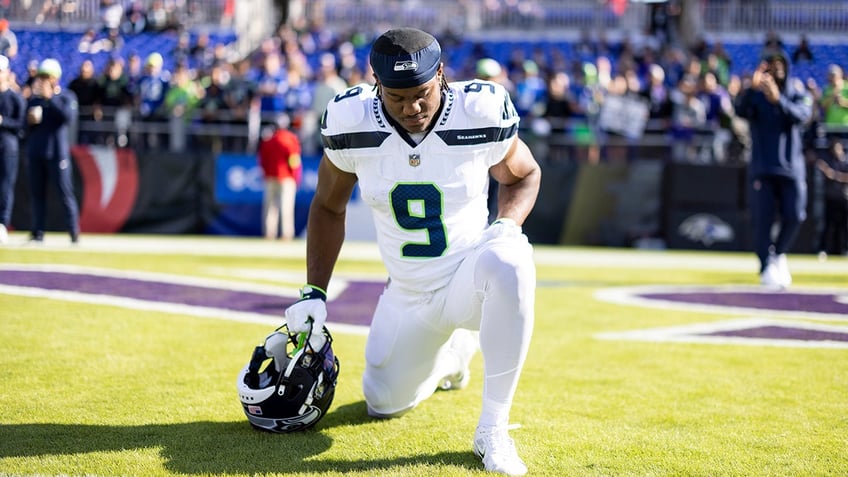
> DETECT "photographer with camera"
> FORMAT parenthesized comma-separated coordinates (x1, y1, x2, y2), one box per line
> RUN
(735, 48, 813, 288)
(25, 58, 80, 244)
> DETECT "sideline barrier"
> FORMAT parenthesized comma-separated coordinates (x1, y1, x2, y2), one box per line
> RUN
(8, 145, 829, 254)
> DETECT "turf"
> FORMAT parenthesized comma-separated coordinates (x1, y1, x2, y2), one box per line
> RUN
(1, 232, 846, 476)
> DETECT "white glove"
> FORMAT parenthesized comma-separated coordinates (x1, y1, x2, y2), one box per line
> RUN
(284, 285, 328, 349)
(478, 217, 522, 245)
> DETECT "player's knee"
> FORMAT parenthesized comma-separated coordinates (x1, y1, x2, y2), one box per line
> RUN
(362, 372, 413, 418)
(476, 244, 535, 293)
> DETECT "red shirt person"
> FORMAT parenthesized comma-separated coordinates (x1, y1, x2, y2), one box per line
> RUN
(257, 113, 302, 240)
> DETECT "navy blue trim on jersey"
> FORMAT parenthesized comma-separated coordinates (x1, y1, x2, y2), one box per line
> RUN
(435, 123, 518, 146)
(321, 131, 393, 150)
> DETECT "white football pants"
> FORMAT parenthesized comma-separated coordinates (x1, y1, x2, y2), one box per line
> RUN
(362, 232, 535, 428)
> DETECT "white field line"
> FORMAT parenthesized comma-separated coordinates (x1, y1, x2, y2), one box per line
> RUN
(4, 232, 847, 274)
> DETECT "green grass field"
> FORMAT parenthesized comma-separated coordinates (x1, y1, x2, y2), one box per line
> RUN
(1, 232, 847, 476)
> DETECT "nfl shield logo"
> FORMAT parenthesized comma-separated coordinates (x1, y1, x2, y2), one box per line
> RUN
(408, 154, 421, 167)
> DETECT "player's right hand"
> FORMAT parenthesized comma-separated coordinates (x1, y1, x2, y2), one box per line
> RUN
(284, 285, 328, 346)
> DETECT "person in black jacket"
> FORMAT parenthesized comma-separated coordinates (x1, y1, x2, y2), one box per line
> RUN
(735, 48, 813, 288)
(25, 58, 80, 244)
(0, 55, 25, 244)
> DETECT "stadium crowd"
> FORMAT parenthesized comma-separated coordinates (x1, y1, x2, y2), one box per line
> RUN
(0, 6, 844, 257)
(0, 14, 846, 167)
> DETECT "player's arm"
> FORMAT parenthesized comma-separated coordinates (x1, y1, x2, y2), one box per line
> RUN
(305, 152, 358, 291)
(489, 136, 541, 226)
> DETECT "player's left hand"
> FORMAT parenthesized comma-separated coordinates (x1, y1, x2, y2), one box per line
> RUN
(478, 217, 522, 245)
(284, 285, 328, 349)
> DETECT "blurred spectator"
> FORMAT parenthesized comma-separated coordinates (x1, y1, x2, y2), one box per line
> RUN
(220, 0, 235, 28)
(306, 52, 347, 154)
(815, 140, 848, 257)
(573, 28, 596, 63)
(78, 28, 98, 53)
(190, 32, 215, 72)
(699, 71, 734, 163)
(792, 35, 815, 65)
(100, 0, 124, 32)
(476, 57, 513, 93)
(670, 75, 706, 163)
(640, 63, 673, 124)
(123, 0, 147, 34)
(258, 113, 301, 241)
(104, 27, 125, 53)
(281, 53, 312, 128)
(97, 57, 134, 146)
(0, 54, 24, 244)
(67, 60, 100, 144)
(764, 30, 784, 50)
(197, 61, 231, 153)
(254, 52, 288, 121)
(821, 64, 848, 127)
(21, 60, 39, 99)
(703, 52, 729, 88)
(735, 48, 812, 287)
(577, 61, 606, 164)
(223, 58, 256, 152)
(125, 52, 143, 92)
(163, 62, 203, 122)
(543, 70, 579, 162)
(514, 60, 547, 118)
(146, 0, 178, 32)
(25, 58, 80, 243)
(543, 71, 578, 129)
(0, 19, 15, 59)
(199, 62, 230, 115)
(723, 73, 751, 164)
(163, 62, 204, 151)
(172, 31, 192, 66)
(136, 52, 170, 149)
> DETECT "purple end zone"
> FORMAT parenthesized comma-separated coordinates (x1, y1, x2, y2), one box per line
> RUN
(640, 291, 848, 315)
(704, 325, 848, 342)
(635, 289, 848, 342)
(0, 271, 382, 326)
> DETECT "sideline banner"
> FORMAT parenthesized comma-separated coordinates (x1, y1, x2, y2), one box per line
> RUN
(206, 153, 321, 236)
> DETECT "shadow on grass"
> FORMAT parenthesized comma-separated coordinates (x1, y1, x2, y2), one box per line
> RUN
(0, 401, 481, 474)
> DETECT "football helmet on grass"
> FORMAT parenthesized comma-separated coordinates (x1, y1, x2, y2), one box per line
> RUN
(237, 324, 339, 432)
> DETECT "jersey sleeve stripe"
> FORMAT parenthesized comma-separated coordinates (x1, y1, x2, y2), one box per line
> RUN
(322, 131, 393, 150)
(435, 124, 518, 146)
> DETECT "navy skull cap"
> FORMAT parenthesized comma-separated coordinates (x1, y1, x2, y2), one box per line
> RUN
(369, 28, 441, 89)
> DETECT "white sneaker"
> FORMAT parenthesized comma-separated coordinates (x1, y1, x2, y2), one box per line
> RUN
(473, 425, 527, 476)
(0, 224, 6, 244)
(438, 369, 471, 391)
(438, 329, 478, 391)
(760, 264, 780, 287)
(775, 253, 792, 287)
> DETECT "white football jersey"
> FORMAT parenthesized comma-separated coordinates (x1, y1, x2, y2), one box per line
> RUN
(321, 80, 519, 292)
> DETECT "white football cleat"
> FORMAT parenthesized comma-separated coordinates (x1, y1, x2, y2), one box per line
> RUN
(473, 425, 528, 476)
(0, 223, 7, 244)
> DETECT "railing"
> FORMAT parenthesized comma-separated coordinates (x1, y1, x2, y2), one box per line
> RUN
(7, 1, 848, 37)
(72, 105, 837, 170)
(4, 0, 230, 29)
